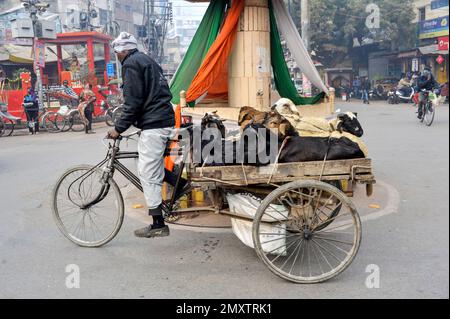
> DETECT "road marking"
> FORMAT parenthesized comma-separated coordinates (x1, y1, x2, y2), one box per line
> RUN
(360, 180, 400, 223)
(124, 179, 401, 234)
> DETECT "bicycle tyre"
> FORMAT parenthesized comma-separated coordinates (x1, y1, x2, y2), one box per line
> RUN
(52, 165, 125, 248)
(112, 107, 123, 124)
(105, 109, 114, 127)
(0, 117, 15, 137)
(43, 112, 61, 133)
(424, 102, 435, 126)
(69, 110, 86, 132)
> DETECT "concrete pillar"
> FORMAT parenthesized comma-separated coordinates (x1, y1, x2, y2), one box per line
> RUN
(228, 0, 271, 111)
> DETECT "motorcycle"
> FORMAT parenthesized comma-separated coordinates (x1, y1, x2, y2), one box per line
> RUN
(369, 85, 386, 101)
(387, 86, 415, 104)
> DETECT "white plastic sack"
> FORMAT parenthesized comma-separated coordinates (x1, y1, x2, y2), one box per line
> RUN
(226, 193, 288, 255)
(57, 105, 70, 116)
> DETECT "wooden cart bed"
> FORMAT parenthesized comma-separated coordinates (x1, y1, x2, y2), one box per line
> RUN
(190, 158, 375, 197)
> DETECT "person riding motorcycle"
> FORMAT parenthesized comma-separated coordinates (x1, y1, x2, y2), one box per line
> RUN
(417, 67, 440, 119)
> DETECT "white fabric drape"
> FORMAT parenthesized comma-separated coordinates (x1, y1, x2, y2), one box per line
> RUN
(272, 0, 329, 95)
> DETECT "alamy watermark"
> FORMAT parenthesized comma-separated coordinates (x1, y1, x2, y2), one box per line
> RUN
(365, 264, 381, 289)
(65, 264, 80, 289)
(366, 4, 380, 30)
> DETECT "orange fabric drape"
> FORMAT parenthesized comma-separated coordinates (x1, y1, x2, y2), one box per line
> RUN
(165, 0, 244, 171)
(204, 61, 229, 101)
(185, 0, 245, 104)
(164, 104, 182, 172)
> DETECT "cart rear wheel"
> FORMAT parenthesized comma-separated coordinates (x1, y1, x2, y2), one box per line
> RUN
(252, 180, 361, 284)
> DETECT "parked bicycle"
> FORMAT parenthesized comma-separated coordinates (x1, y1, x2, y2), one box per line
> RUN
(0, 102, 21, 137)
(44, 91, 84, 133)
(97, 85, 123, 127)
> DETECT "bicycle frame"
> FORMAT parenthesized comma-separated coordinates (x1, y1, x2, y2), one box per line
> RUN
(70, 134, 187, 214)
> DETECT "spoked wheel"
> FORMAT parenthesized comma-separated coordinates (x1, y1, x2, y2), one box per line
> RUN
(105, 110, 114, 127)
(419, 103, 425, 123)
(253, 180, 362, 284)
(43, 112, 61, 133)
(424, 102, 435, 126)
(52, 165, 124, 247)
(69, 111, 86, 132)
(53, 113, 70, 132)
(0, 118, 15, 137)
(112, 107, 123, 124)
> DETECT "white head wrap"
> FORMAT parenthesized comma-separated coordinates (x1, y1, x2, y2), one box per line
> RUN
(112, 32, 138, 53)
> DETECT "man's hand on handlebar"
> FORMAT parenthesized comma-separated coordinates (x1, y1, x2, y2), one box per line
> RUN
(106, 128, 121, 140)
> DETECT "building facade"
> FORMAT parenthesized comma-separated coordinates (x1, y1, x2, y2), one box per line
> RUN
(413, 0, 449, 83)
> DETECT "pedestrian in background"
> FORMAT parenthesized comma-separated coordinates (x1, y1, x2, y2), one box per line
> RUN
(23, 87, 40, 134)
(78, 83, 96, 134)
(361, 77, 370, 104)
(352, 76, 361, 99)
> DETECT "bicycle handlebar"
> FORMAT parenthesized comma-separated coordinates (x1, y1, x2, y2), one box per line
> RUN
(118, 130, 141, 140)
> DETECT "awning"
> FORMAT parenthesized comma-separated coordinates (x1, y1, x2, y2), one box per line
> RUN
(398, 49, 420, 58)
(0, 44, 71, 63)
(419, 44, 449, 55)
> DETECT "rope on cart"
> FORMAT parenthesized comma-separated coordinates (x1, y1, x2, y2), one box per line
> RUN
(318, 137, 333, 182)
(267, 136, 291, 184)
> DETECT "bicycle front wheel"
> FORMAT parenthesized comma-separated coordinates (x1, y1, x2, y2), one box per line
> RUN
(43, 112, 60, 133)
(105, 110, 114, 127)
(52, 165, 124, 247)
(424, 102, 435, 126)
(69, 111, 86, 132)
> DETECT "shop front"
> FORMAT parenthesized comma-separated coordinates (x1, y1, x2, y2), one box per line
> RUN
(418, 15, 449, 84)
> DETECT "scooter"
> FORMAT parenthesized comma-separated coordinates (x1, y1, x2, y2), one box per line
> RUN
(387, 86, 415, 104)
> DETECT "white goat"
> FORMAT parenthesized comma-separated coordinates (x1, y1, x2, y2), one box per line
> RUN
(272, 98, 368, 157)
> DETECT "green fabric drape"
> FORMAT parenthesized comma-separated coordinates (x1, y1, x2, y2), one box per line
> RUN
(269, 0, 325, 105)
(170, 0, 227, 104)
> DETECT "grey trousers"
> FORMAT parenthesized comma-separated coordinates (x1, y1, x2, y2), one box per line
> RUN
(137, 127, 175, 212)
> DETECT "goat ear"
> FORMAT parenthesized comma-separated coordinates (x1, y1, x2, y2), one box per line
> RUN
(353, 112, 358, 118)
(279, 123, 291, 137)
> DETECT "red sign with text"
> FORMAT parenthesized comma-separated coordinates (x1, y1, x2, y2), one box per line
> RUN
(438, 36, 449, 51)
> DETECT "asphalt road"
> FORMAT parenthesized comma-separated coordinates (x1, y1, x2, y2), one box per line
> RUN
(0, 101, 448, 299)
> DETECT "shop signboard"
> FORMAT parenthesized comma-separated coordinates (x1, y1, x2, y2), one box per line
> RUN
(412, 58, 419, 72)
(107, 63, 115, 77)
(419, 16, 449, 39)
(431, 0, 449, 10)
(438, 36, 449, 51)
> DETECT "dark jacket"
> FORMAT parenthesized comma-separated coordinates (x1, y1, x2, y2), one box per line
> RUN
(361, 80, 371, 90)
(418, 74, 439, 91)
(115, 50, 175, 133)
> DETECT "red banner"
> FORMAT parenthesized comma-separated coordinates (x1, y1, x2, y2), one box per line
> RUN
(34, 40, 46, 69)
(438, 36, 449, 51)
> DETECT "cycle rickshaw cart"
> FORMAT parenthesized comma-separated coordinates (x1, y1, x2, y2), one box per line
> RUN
(52, 126, 376, 284)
